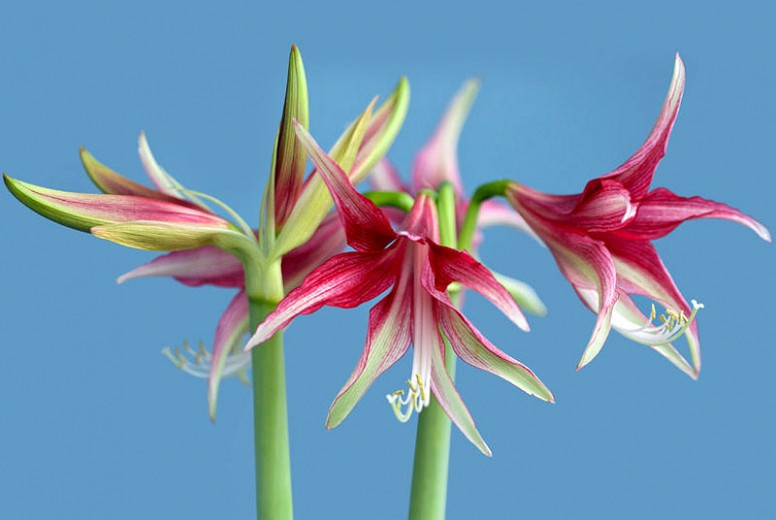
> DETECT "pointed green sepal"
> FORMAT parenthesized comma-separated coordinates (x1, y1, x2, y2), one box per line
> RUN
(273, 44, 310, 228)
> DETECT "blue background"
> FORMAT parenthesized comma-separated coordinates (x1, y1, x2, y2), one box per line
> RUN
(1, 1, 773, 518)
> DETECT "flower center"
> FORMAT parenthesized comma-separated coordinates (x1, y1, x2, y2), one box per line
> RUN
(386, 374, 429, 422)
(636, 299, 704, 345)
(163, 339, 251, 383)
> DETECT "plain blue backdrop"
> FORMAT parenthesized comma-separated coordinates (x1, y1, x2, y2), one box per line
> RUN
(1, 1, 773, 518)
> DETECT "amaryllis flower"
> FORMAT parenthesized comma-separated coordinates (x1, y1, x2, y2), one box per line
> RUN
(370, 79, 545, 315)
(506, 54, 770, 378)
(245, 123, 553, 455)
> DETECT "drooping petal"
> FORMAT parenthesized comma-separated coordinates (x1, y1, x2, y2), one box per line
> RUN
(4, 175, 230, 233)
(439, 305, 554, 402)
(273, 45, 309, 227)
(427, 328, 492, 456)
(601, 54, 686, 199)
(208, 290, 250, 420)
(412, 79, 479, 194)
(294, 122, 397, 251)
(425, 241, 529, 331)
(326, 283, 413, 429)
(618, 187, 771, 242)
(477, 199, 539, 240)
(117, 246, 245, 287)
(245, 248, 399, 350)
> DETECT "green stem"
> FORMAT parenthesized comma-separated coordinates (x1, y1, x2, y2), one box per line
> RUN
(246, 260, 293, 519)
(364, 190, 415, 213)
(408, 182, 458, 520)
(458, 179, 511, 252)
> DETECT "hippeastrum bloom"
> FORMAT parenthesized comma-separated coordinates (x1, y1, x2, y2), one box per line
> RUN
(370, 79, 545, 315)
(245, 123, 553, 455)
(506, 54, 770, 378)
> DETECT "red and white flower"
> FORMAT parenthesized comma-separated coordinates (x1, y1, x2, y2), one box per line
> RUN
(245, 124, 553, 455)
(506, 54, 770, 377)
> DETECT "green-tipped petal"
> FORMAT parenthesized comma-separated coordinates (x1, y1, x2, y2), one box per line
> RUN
(91, 221, 240, 251)
(273, 45, 309, 227)
(349, 76, 410, 184)
(4, 174, 227, 232)
(492, 271, 547, 317)
(80, 147, 176, 201)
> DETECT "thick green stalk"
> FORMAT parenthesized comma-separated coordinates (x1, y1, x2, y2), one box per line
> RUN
(246, 260, 293, 519)
(408, 182, 458, 520)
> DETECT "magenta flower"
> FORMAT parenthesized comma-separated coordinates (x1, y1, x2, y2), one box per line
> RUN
(245, 123, 553, 455)
(506, 54, 770, 377)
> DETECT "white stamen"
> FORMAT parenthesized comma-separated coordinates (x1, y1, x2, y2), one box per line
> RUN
(162, 339, 251, 382)
(386, 374, 429, 422)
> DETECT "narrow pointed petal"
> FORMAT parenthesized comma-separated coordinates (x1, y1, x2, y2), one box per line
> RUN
(245, 249, 398, 350)
(80, 147, 183, 203)
(602, 54, 685, 199)
(327, 285, 413, 428)
(349, 76, 411, 184)
(208, 290, 250, 420)
(273, 45, 309, 227)
(117, 246, 245, 287)
(412, 79, 479, 194)
(294, 123, 396, 251)
(428, 332, 492, 456)
(425, 241, 529, 331)
(621, 187, 771, 242)
(4, 175, 229, 233)
(440, 306, 554, 402)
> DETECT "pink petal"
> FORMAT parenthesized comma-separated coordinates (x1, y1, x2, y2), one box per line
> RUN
(326, 283, 413, 429)
(117, 246, 245, 287)
(439, 306, 554, 402)
(603, 237, 700, 372)
(245, 248, 399, 350)
(570, 179, 635, 232)
(4, 176, 229, 233)
(398, 193, 439, 242)
(618, 187, 771, 242)
(427, 325, 492, 456)
(294, 122, 397, 251)
(601, 54, 686, 199)
(80, 147, 187, 204)
(411, 79, 479, 194)
(425, 241, 529, 331)
(208, 290, 250, 420)
(369, 158, 410, 193)
(281, 213, 346, 291)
